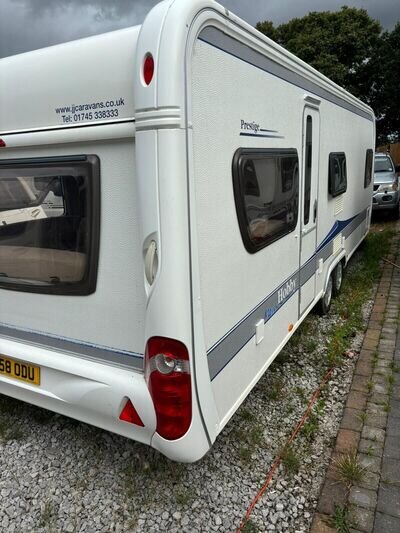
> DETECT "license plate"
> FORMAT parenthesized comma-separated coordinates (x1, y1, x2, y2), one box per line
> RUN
(0, 355, 40, 386)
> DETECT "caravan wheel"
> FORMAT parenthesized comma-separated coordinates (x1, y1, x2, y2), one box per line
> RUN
(317, 274, 333, 315)
(333, 261, 343, 297)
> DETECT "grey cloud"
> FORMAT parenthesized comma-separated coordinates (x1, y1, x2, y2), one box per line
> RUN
(0, 0, 399, 59)
(14, 0, 158, 21)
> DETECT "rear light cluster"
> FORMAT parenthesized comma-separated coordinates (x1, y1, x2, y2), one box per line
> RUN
(145, 337, 192, 440)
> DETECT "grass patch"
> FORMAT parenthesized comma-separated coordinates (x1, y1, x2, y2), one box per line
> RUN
(326, 229, 394, 369)
(333, 452, 365, 489)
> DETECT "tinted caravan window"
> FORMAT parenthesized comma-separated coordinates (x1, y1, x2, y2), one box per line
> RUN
(233, 149, 299, 253)
(0, 156, 100, 295)
(364, 149, 373, 188)
(329, 152, 347, 197)
(304, 115, 312, 225)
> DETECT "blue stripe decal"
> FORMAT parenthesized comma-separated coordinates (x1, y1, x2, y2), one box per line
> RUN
(316, 215, 357, 252)
(207, 210, 367, 380)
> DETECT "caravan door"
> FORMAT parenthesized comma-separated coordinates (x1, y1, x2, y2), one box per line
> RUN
(299, 106, 320, 315)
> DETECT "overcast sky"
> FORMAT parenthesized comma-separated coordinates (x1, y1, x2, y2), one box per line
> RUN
(0, 0, 399, 59)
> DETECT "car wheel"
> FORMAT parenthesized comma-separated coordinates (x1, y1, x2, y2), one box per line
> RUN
(333, 261, 343, 297)
(317, 274, 333, 315)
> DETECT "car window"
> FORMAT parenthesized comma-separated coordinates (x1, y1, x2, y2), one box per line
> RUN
(374, 156, 394, 172)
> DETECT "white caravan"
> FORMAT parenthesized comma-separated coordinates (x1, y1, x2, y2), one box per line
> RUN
(0, 0, 374, 462)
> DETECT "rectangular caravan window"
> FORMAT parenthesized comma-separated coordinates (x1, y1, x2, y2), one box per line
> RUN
(329, 152, 347, 197)
(0, 155, 100, 295)
(232, 149, 299, 253)
(304, 115, 312, 225)
(364, 149, 373, 188)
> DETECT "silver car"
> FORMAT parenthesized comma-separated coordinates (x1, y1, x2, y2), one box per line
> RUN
(372, 153, 400, 217)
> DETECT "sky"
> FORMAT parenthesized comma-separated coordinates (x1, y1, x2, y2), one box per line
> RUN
(0, 0, 399, 59)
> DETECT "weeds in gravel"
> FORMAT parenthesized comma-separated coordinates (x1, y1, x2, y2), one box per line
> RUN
(327, 504, 355, 533)
(39, 499, 58, 531)
(175, 487, 195, 506)
(0, 419, 25, 441)
(242, 518, 259, 532)
(383, 401, 391, 412)
(280, 444, 300, 475)
(263, 376, 285, 401)
(235, 424, 265, 464)
(238, 407, 257, 424)
(333, 452, 365, 489)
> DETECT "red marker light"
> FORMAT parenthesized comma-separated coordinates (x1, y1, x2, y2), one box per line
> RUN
(0, 139, 6, 148)
(143, 53, 154, 86)
(119, 399, 144, 427)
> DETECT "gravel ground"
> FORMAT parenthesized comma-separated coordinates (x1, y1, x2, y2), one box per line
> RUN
(0, 249, 374, 533)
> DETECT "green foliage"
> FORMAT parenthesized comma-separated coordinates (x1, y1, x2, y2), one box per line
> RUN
(327, 504, 356, 533)
(256, 7, 381, 92)
(256, 8, 400, 142)
(333, 452, 365, 489)
(371, 23, 400, 143)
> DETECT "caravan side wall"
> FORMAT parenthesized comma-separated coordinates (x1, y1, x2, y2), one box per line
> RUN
(188, 26, 374, 427)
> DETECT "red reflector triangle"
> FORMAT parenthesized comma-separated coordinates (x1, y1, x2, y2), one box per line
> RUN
(119, 399, 144, 427)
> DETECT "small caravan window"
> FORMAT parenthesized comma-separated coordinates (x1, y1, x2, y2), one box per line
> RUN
(0, 155, 100, 295)
(329, 153, 347, 197)
(304, 115, 312, 225)
(233, 149, 299, 253)
(364, 149, 373, 188)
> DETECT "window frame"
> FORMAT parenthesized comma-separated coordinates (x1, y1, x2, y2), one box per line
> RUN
(232, 148, 299, 254)
(364, 149, 374, 188)
(328, 152, 347, 197)
(0, 154, 100, 296)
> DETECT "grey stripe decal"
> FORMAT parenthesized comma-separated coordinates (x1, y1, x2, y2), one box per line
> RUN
(207, 272, 299, 380)
(207, 212, 367, 379)
(300, 256, 317, 286)
(0, 325, 144, 372)
(199, 27, 373, 123)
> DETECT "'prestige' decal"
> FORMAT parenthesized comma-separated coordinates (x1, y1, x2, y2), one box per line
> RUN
(240, 119, 284, 139)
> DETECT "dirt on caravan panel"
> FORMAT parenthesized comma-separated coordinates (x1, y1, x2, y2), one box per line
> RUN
(0, 0, 374, 462)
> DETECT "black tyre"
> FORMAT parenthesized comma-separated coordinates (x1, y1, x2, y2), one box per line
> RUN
(317, 274, 333, 315)
(332, 261, 344, 297)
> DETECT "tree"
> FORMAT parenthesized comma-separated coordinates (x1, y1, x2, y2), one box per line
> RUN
(371, 23, 400, 144)
(256, 7, 391, 140)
